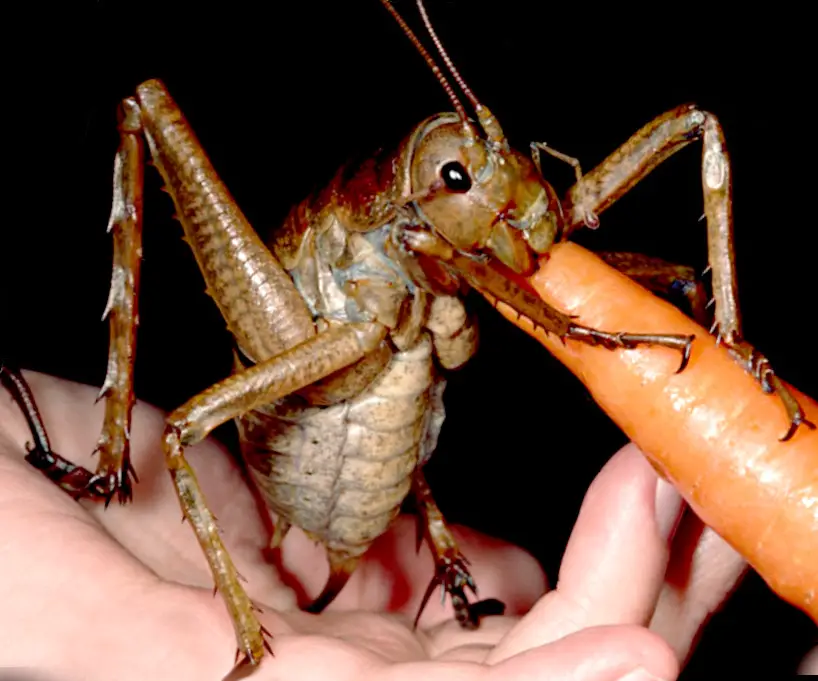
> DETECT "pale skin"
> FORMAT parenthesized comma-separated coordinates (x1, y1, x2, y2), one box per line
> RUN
(0, 371, 811, 681)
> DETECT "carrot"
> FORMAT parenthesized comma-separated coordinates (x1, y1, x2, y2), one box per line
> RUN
(496, 242, 818, 624)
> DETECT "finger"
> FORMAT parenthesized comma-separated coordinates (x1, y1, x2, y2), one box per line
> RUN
(488, 625, 678, 681)
(798, 645, 818, 674)
(649, 516, 748, 662)
(487, 443, 683, 663)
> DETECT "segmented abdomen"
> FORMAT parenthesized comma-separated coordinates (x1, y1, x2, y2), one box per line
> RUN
(237, 334, 445, 555)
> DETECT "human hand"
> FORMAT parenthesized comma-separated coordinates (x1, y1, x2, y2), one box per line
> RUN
(0, 371, 737, 681)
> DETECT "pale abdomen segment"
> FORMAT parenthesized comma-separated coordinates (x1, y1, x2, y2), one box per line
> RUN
(237, 334, 445, 555)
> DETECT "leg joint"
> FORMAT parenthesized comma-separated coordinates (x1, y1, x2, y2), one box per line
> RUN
(118, 97, 143, 132)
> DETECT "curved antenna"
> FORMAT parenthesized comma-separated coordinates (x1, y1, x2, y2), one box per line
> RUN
(415, 0, 507, 147)
(379, 0, 476, 138)
(415, 0, 479, 109)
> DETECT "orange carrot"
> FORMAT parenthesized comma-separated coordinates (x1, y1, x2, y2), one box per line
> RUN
(497, 242, 818, 623)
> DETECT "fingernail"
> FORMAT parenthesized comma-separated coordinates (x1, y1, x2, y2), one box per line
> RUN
(618, 667, 668, 681)
(655, 477, 685, 542)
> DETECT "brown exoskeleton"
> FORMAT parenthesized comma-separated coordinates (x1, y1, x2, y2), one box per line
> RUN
(1, 0, 814, 675)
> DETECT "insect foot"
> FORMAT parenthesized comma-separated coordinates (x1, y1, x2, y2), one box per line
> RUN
(92, 387, 140, 505)
(719, 335, 817, 441)
(0, 362, 130, 504)
(223, 624, 274, 681)
(414, 550, 487, 630)
(565, 324, 695, 374)
(85, 456, 139, 506)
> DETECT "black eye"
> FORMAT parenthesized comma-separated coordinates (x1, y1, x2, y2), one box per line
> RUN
(440, 161, 472, 193)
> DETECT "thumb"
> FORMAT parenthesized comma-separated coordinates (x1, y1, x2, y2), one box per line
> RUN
(491, 625, 678, 681)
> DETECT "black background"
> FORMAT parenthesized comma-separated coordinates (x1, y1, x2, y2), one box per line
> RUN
(5, 1, 816, 676)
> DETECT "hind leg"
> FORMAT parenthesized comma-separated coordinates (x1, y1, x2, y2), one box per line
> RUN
(412, 469, 505, 629)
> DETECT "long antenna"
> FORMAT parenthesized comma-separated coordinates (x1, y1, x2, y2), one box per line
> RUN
(415, 0, 507, 147)
(414, 0, 479, 109)
(379, 0, 476, 137)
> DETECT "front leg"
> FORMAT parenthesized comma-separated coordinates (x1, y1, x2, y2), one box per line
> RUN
(561, 105, 815, 440)
(161, 321, 386, 669)
(444, 248, 695, 372)
(411, 469, 505, 630)
(405, 229, 696, 369)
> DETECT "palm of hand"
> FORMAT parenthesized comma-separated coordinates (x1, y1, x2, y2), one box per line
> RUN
(1, 374, 686, 681)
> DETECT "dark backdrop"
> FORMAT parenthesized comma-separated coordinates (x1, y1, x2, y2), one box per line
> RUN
(5, 1, 816, 676)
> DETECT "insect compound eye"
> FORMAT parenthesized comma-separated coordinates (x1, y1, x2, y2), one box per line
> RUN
(440, 161, 472, 193)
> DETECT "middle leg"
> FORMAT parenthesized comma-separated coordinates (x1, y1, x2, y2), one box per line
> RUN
(596, 252, 710, 326)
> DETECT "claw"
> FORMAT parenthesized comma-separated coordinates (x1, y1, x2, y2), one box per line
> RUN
(86, 455, 138, 506)
(675, 335, 695, 374)
(413, 552, 480, 630)
(260, 624, 274, 656)
(776, 409, 813, 442)
(722, 337, 816, 441)
(223, 650, 258, 681)
(781, 421, 799, 443)
(222, 621, 272, 680)
(414, 573, 441, 629)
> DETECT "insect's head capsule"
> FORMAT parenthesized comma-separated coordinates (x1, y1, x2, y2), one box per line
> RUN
(409, 114, 564, 276)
